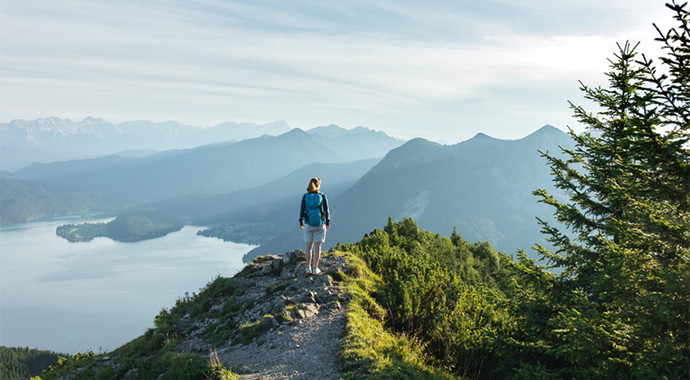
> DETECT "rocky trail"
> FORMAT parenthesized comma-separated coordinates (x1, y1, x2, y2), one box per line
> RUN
(175, 250, 351, 379)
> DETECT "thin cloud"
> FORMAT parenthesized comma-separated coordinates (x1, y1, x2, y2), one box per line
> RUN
(0, 0, 674, 142)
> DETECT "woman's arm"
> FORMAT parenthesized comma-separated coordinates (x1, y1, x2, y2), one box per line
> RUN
(322, 193, 330, 227)
(299, 194, 306, 227)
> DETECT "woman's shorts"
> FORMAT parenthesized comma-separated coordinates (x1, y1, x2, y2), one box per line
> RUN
(303, 224, 327, 243)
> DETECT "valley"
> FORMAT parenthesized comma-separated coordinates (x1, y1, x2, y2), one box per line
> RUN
(2, 119, 573, 262)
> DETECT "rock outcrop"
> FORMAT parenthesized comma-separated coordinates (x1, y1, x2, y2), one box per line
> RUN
(169, 249, 350, 378)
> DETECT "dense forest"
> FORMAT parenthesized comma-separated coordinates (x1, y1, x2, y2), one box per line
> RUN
(0, 346, 64, 380)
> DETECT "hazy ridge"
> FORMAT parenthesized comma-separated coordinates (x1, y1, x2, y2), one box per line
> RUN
(0, 118, 293, 171)
(246, 125, 573, 260)
(1, 121, 403, 228)
(3, 119, 571, 258)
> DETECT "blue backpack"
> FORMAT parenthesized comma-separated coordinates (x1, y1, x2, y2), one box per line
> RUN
(304, 192, 325, 226)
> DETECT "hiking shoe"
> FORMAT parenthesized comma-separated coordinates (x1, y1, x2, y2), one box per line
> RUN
(312, 267, 321, 275)
(306, 267, 312, 275)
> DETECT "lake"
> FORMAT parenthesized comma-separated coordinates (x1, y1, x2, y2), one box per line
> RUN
(0, 215, 253, 355)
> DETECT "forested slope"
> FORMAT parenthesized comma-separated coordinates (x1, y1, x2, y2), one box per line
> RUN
(0, 346, 64, 380)
(0, 178, 135, 225)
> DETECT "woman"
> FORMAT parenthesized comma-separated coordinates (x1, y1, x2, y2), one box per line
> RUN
(299, 177, 330, 275)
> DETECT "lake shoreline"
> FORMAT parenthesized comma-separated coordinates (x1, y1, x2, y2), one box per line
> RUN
(0, 216, 254, 354)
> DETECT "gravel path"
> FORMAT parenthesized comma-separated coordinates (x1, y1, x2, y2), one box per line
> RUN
(216, 307, 347, 379)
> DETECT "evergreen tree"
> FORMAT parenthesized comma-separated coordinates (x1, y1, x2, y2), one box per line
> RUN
(0, 346, 63, 380)
(524, 2, 689, 378)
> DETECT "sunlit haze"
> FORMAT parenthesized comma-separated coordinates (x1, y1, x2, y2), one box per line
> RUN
(0, 0, 672, 143)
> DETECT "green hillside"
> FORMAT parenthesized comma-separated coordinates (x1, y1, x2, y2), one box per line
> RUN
(0, 178, 136, 225)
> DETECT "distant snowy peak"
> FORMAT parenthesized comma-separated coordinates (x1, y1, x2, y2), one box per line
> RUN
(2, 117, 74, 135)
(1, 116, 121, 140)
(0, 117, 270, 149)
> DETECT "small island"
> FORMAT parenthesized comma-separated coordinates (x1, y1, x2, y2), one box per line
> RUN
(56, 222, 109, 242)
(56, 212, 184, 242)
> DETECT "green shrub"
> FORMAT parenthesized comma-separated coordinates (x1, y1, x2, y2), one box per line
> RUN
(340, 218, 518, 379)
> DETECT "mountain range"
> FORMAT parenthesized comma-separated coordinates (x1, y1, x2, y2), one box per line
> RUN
(245, 125, 574, 260)
(1, 117, 311, 171)
(2, 122, 403, 224)
(3, 117, 574, 262)
(14, 125, 403, 201)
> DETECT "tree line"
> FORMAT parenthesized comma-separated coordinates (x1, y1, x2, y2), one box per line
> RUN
(0, 346, 64, 380)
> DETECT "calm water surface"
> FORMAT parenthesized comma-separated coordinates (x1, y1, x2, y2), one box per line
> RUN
(0, 216, 252, 354)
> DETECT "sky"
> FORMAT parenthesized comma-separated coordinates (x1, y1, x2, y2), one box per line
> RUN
(0, 0, 674, 144)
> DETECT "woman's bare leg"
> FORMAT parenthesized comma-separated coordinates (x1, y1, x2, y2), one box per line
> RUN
(312, 242, 322, 271)
(305, 242, 314, 270)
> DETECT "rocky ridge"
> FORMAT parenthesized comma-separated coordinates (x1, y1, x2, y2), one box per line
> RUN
(178, 249, 350, 379)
